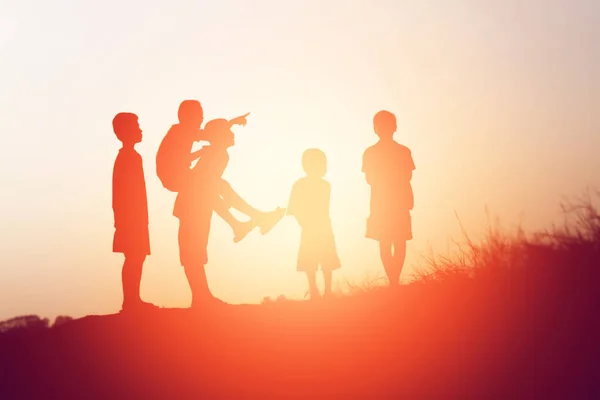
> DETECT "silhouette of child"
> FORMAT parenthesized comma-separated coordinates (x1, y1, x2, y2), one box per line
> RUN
(362, 110, 415, 287)
(287, 149, 341, 299)
(157, 100, 280, 242)
(174, 118, 285, 308)
(111, 113, 154, 313)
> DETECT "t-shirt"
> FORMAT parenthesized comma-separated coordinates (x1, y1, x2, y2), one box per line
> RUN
(362, 140, 415, 213)
(112, 147, 148, 228)
(173, 146, 230, 219)
(287, 177, 332, 231)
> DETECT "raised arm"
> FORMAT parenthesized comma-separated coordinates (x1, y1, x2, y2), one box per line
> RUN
(229, 112, 250, 127)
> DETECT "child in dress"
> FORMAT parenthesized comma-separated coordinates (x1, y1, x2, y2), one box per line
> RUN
(287, 149, 341, 299)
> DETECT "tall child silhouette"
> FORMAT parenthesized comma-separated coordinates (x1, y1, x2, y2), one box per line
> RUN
(111, 113, 154, 312)
(362, 111, 415, 287)
(287, 149, 341, 299)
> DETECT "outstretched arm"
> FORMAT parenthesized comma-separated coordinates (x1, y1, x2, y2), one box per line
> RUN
(229, 112, 250, 127)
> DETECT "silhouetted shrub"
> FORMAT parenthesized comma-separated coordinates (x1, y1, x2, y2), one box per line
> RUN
(52, 316, 73, 328)
(0, 315, 50, 334)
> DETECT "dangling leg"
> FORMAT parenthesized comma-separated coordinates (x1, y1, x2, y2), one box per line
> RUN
(214, 197, 255, 242)
(218, 180, 285, 235)
(219, 179, 262, 219)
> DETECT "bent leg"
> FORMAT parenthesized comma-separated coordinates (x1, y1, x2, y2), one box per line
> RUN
(184, 264, 211, 309)
(218, 179, 261, 219)
(214, 197, 255, 242)
(219, 179, 285, 235)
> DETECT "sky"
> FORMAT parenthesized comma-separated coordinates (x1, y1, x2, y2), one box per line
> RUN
(1, 0, 598, 321)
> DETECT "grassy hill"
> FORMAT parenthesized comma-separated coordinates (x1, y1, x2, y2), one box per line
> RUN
(1, 194, 599, 399)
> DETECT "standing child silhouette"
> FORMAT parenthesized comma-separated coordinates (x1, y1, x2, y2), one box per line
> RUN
(287, 149, 341, 299)
(362, 110, 415, 288)
(111, 113, 154, 312)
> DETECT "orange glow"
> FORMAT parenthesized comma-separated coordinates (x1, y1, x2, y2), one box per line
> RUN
(0, 1, 599, 320)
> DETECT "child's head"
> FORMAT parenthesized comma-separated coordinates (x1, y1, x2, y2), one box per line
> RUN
(112, 113, 142, 145)
(302, 148, 327, 178)
(373, 110, 397, 139)
(203, 118, 235, 149)
(178, 100, 204, 129)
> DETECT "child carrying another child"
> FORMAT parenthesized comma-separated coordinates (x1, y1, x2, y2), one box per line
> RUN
(175, 118, 285, 308)
(157, 100, 281, 242)
(287, 149, 341, 299)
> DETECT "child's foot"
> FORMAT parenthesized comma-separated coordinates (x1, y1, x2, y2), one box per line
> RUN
(256, 207, 286, 235)
(233, 220, 256, 243)
(207, 296, 228, 307)
(120, 300, 158, 315)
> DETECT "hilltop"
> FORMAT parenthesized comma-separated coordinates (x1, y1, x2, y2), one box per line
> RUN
(1, 195, 599, 399)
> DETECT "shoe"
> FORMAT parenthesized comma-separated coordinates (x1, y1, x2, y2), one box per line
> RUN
(120, 301, 158, 315)
(207, 296, 229, 307)
(257, 207, 286, 235)
(233, 220, 256, 243)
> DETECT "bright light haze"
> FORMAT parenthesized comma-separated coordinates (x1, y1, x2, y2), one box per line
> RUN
(1, 0, 598, 320)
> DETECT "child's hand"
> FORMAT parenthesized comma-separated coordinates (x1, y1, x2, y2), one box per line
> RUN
(230, 112, 250, 127)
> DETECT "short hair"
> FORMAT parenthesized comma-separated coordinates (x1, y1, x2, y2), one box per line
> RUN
(302, 148, 327, 177)
(373, 110, 396, 132)
(178, 100, 203, 123)
(112, 112, 138, 140)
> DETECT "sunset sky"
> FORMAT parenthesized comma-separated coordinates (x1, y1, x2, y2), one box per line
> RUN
(1, 0, 598, 321)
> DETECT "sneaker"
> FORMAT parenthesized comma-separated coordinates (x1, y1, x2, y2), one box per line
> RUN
(256, 207, 286, 235)
(233, 220, 256, 243)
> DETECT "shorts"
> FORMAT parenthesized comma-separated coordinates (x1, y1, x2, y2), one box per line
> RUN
(113, 224, 151, 256)
(297, 229, 341, 272)
(177, 213, 212, 267)
(366, 210, 412, 242)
